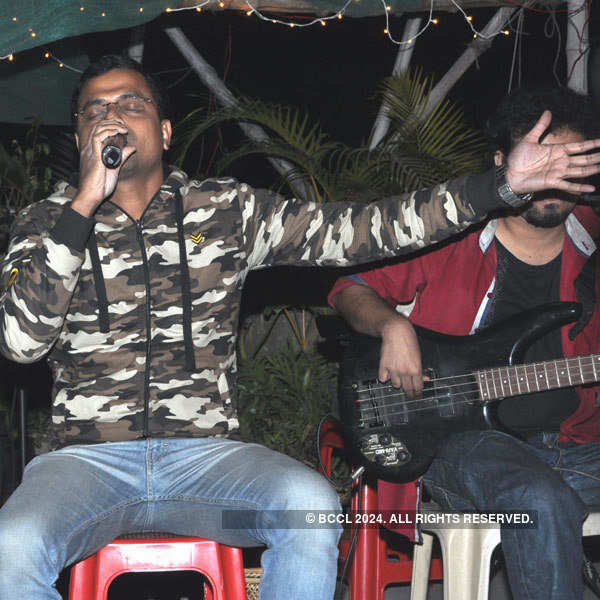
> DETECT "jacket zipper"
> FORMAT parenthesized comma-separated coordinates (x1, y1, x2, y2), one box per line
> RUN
(136, 221, 153, 437)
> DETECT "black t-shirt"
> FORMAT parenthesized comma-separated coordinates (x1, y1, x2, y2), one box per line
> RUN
(484, 239, 580, 433)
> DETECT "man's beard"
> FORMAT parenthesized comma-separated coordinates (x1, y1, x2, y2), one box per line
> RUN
(520, 199, 575, 228)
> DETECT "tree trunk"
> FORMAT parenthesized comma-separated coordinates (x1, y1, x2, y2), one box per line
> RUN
(127, 25, 145, 64)
(369, 17, 422, 149)
(165, 27, 308, 200)
(566, 0, 589, 93)
(424, 7, 518, 118)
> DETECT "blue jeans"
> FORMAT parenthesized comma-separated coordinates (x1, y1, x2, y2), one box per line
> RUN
(0, 438, 342, 600)
(423, 430, 600, 600)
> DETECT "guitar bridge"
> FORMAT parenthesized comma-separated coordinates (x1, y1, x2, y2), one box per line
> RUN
(359, 433, 411, 468)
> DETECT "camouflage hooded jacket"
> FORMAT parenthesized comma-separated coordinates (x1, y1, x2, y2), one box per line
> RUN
(0, 168, 505, 449)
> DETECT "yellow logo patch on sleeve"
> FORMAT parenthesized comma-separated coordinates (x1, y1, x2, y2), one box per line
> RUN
(6, 267, 18, 288)
(190, 232, 204, 244)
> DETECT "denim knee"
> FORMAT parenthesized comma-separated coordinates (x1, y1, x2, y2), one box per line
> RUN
(0, 510, 59, 577)
(271, 467, 341, 513)
(498, 469, 585, 521)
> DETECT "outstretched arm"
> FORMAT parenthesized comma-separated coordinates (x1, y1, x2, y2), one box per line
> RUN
(242, 110, 600, 269)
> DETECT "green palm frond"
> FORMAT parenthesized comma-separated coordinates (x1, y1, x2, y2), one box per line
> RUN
(377, 70, 486, 179)
(175, 70, 486, 204)
(214, 139, 339, 203)
(174, 96, 335, 167)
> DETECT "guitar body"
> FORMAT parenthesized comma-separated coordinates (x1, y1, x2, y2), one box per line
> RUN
(338, 302, 582, 482)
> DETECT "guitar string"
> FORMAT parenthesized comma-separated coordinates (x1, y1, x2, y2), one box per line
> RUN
(351, 354, 600, 393)
(355, 365, 599, 421)
(357, 377, 596, 422)
(352, 363, 598, 405)
(357, 365, 598, 416)
(358, 374, 598, 423)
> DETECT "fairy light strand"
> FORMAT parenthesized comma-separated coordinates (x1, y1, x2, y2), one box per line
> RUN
(1, 0, 549, 63)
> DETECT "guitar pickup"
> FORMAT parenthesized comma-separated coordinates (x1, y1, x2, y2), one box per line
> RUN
(362, 380, 409, 427)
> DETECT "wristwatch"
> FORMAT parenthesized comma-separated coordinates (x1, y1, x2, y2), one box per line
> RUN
(495, 163, 532, 208)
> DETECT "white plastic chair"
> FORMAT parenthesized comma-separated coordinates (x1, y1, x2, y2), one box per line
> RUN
(410, 508, 600, 600)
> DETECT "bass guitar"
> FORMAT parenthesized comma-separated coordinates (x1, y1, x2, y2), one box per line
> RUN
(331, 302, 600, 482)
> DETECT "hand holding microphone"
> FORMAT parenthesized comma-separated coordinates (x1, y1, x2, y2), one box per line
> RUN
(101, 133, 127, 169)
(71, 121, 136, 218)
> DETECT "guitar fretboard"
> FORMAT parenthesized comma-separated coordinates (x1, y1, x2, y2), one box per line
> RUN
(475, 354, 600, 401)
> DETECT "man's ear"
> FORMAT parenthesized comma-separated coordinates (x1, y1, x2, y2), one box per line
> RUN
(493, 150, 504, 167)
(161, 120, 172, 151)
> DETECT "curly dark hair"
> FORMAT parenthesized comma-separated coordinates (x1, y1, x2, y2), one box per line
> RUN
(485, 87, 599, 157)
(70, 55, 170, 129)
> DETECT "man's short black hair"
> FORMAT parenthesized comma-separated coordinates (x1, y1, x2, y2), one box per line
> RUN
(71, 55, 170, 128)
(485, 87, 598, 156)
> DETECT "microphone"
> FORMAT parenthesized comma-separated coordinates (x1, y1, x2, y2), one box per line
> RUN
(101, 134, 127, 169)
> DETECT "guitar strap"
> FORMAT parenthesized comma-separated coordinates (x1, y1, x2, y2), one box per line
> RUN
(569, 250, 597, 340)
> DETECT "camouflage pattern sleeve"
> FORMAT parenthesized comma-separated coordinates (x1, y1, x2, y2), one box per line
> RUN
(0, 192, 91, 363)
(239, 169, 501, 269)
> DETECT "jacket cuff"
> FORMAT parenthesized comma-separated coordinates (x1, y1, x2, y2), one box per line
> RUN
(50, 206, 95, 252)
(464, 168, 507, 217)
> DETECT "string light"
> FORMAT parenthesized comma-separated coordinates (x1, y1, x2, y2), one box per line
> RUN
(0, 0, 530, 64)
(165, 1, 210, 13)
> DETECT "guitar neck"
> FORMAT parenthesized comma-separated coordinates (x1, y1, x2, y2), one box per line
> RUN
(475, 355, 600, 401)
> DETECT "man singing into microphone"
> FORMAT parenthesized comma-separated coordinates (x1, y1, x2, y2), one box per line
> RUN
(1, 55, 600, 600)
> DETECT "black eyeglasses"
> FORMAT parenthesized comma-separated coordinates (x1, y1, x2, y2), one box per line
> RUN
(74, 95, 154, 122)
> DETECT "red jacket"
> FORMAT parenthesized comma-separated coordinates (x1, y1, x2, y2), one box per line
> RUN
(329, 206, 600, 444)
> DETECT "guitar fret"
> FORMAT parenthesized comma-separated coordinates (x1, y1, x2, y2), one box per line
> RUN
(593, 356, 600, 382)
(503, 366, 512, 396)
(543, 361, 549, 390)
(515, 365, 523, 394)
(495, 368, 503, 398)
(567, 360, 573, 386)
(477, 371, 487, 400)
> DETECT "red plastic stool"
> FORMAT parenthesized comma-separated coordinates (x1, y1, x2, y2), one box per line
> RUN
(68, 537, 248, 600)
(318, 418, 443, 600)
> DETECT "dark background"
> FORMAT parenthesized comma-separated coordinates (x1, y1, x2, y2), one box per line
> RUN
(1, 6, 600, 597)
(2, 4, 600, 444)
(3, 3, 600, 448)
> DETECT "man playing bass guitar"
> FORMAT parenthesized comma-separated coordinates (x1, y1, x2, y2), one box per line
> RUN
(330, 87, 600, 600)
